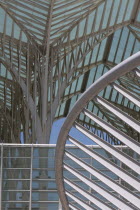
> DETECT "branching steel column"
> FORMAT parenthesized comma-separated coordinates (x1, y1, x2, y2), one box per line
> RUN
(0, 3, 41, 52)
(0, 57, 43, 143)
(0, 0, 140, 145)
(41, 0, 54, 143)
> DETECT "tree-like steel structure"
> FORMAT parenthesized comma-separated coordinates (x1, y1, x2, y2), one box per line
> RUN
(0, 0, 140, 144)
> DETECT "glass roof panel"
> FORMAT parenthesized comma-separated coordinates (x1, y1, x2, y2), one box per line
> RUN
(0, 0, 140, 143)
(124, 0, 134, 21)
(102, 0, 113, 29)
(116, 0, 128, 24)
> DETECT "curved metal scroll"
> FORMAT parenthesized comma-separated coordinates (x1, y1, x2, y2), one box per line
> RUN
(55, 52, 140, 210)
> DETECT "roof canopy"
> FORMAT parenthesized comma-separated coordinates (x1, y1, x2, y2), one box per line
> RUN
(0, 0, 140, 143)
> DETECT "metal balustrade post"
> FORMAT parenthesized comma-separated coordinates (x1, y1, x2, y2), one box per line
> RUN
(58, 199, 63, 210)
(0, 144, 3, 210)
(29, 145, 33, 210)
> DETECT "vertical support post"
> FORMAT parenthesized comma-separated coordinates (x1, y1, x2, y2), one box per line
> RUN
(0, 144, 3, 209)
(41, 0, 55, 143)
(131, 0, 140, 22)
(58, 199, 63, 210)
(29, 145, 33, 210)
(89, 154, 92, 206)
(119, 146, 122, 201)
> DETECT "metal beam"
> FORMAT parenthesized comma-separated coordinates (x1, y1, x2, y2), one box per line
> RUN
(96, 96, 140, 133)
(83, 108, 140, 155)
(65, 151, 140, 209)
(0, 56, 43, 143)
(68, 135, 140, 186)
(64, 178, 112, 210)
(56, 52, 140, 209)
(64, 163, 134, 210)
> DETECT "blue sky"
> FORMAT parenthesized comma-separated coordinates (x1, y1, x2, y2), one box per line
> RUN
(50, 118, 95, 145)
(20, 118, 95, 144)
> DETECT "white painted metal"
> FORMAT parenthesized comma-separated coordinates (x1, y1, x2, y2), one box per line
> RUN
(96, 96, 140, 133)
(65, 151, 140, 209)
(65, 191, 94, 210)
(64, 164, 133, 210)
(64, 178, 112, 210)
(58, 200, 63, 210)
(74, 123, 140, 173)
(56, 52, 140, 210)
(112, 83, 140, 107)
(68, 136, 140, 190)
(69, 204, 80, 210)
(135, 69, 140, 77)
(1, 1, 140, 209)
(83, 109, 140, 155)
(0, 0, 139, 144)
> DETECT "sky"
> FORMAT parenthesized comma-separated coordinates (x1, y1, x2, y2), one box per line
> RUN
(20, 118, 95, 144)
(50, 118, 95, 145)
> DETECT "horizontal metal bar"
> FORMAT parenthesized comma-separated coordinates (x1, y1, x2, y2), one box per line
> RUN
(112, 82, 140, 107)
(2, 201, 30, 203)
(3, 168, 31, 170)
(65, 190, 94, 210)
(83, 109, 140, 155)
(2, 201, 59, 203)
(3, 179, 30, 181)
(32, 189, 57, 191)
(68, 136, 140, 191)
(2, 190, 30, 192)
(2, 157, 55, 159)
(64, 178, 113, 210)
(0, 144, 57, 147)
(96, 96, 140, 133)
(31, 201, 59, 203)
(69, 203, 81, 210)
(2, 168, 55, 170)
(0, 143, 128, 148)
(134, 68, 140, 77)
(2, 190, 57, 192)
(65, 151, 140, 209)
(64, 164, 133, 210)
(74, 123, 140, 175)
(3, 179, 55, 181)
(3, 157, 31, 159)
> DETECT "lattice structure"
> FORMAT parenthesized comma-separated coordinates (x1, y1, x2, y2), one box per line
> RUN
(56, 53, 140, 209)
(1, 144, 136, 210)
(0, 0, 140, 144)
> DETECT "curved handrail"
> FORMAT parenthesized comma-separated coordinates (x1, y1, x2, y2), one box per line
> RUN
(55, 52, 140, 210)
